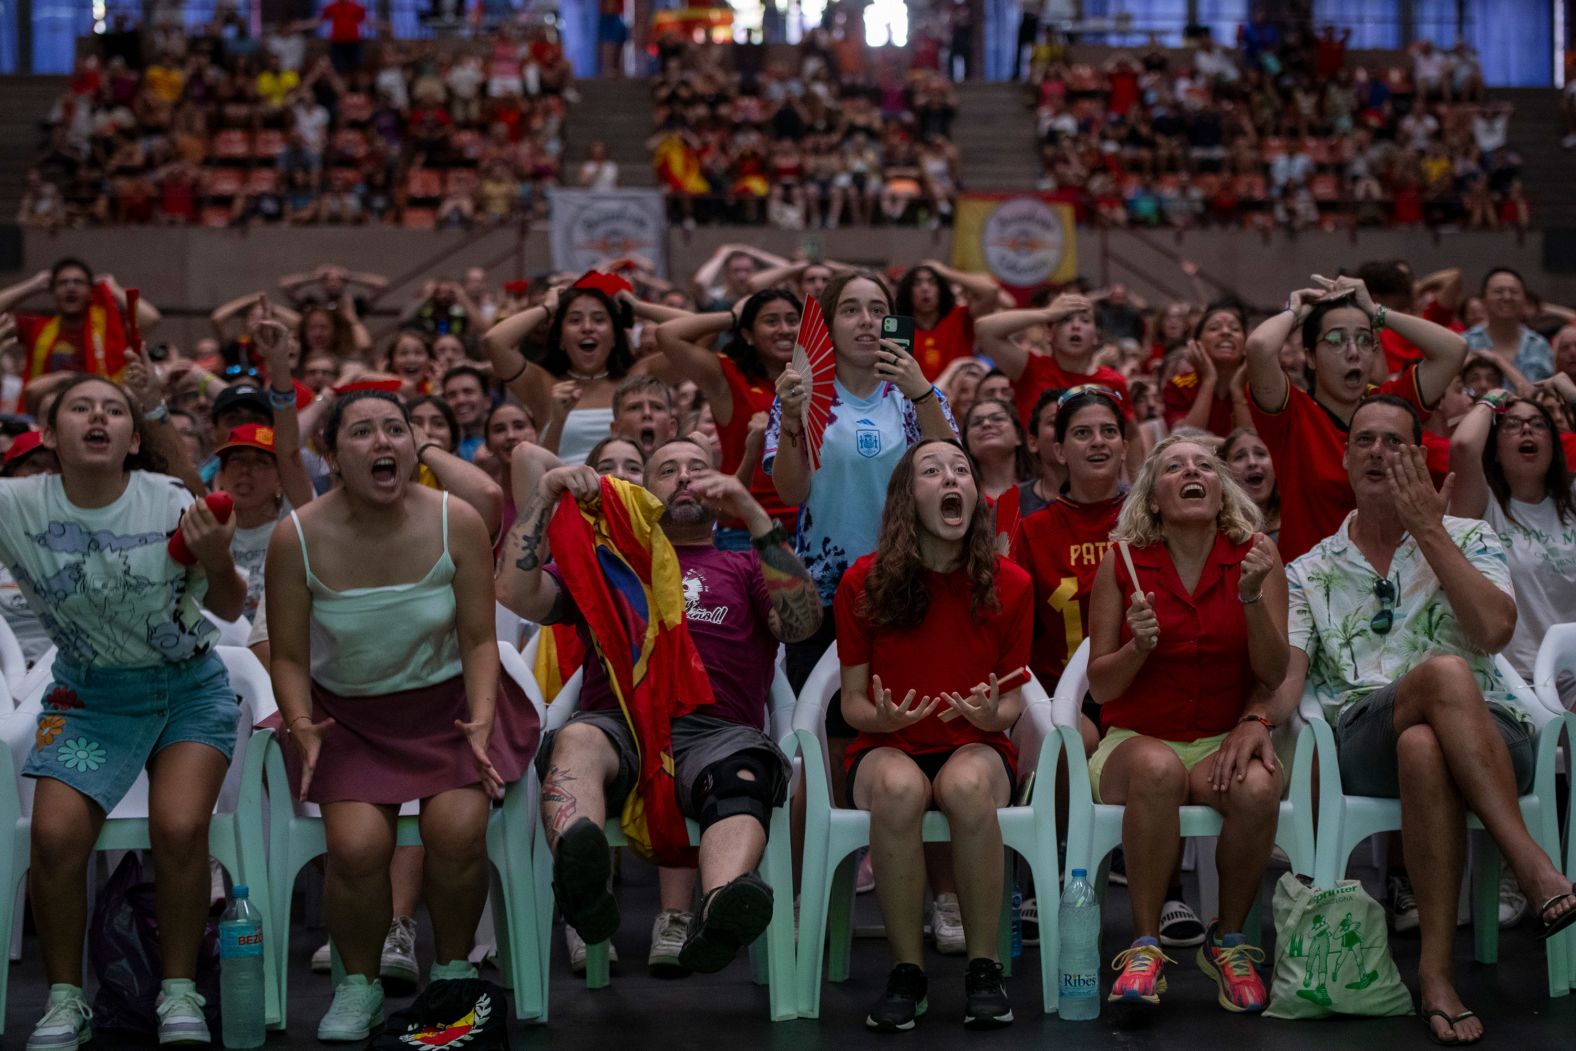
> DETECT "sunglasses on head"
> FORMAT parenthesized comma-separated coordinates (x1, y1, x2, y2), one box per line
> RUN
(1057, 384, 1124, 407)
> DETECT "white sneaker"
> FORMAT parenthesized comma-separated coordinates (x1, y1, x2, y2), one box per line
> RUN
(565, 923, 619, 975)
(1158, 899, 1207, 948)
(430, 959, 480, 981)
(311, 941, 332, 973)
(154, 979, 210, 1045)
(1498, 869, 1529, 928)
(856, 849, 876, 894)
(317, 975, 385, 1042)
(27, 984, 92, 1051)
(929, 892, 966, 955)
(380, 915, 420, 991)
(648, 908, 692, 977)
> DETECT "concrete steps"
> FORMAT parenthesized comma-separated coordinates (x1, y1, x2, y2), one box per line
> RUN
(1491, 87, 1574, 228)
(562, 77, 658, 188)
(951, 80, 1040, 192)
(0, 77, 69, 217)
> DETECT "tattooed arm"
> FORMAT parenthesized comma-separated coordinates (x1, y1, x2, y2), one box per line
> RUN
(687, 469, 823, 643)
(495, 464, 601, 622)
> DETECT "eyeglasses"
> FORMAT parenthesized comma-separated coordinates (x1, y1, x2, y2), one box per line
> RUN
(1501, 415, 1551, 435)
(1371, 575, 1397, 636)
(969, 412, 1012, 429)
(1057, 384, 1124, 407)
(1320, 329, 1378, 351)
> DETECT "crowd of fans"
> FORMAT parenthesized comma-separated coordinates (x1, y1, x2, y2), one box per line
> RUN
(17, 12, 577, 230)
(1026, 29, 1526, 231)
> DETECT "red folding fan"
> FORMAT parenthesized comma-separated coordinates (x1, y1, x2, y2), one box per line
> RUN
(790, 293, 837, 471)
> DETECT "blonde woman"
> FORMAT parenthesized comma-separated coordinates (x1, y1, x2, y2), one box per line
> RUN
(1085, 434, 1288, 1014)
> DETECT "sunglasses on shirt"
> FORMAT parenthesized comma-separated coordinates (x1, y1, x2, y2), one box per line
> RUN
(1371, 574, 1397, 636)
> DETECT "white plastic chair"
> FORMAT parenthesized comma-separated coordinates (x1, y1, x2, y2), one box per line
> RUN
(241, 642, 548, 1028)
(0, 617, 26, 695)
(1526, 626, 1576, 992)
(0, 645, 275, 1035)
(793, 642, 1064, 1019)
(529, 660, 802, 1021)
(1293, 654, 1574, 997)
(1051, 640, 1316, 946)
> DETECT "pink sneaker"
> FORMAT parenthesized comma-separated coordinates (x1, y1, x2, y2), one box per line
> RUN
(1196, 925, 1268, 1013)
(1108, 942, 1173, 1005)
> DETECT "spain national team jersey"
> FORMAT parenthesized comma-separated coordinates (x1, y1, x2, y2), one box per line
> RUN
(1008, 492, 1125, 684)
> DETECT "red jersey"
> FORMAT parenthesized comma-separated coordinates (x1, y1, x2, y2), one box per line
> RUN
(1247, 366, 1434, 561)
(322, 2, 367, 42)
(913, 304, 975, 380)
(1161, 369, 1235, 435)
(835, 553, 1032, 772)
(715, 356, 796, 532)
(989, 484, 1022, 554)
(1104, 533, 1254, 740)
(1421, 429, 1451, 478)
(1009, 493, 1124, 684)
(1012, 355, 1130, 431)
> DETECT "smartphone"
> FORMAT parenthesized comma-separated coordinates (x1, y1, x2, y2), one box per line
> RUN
(881, 315, 915, 355)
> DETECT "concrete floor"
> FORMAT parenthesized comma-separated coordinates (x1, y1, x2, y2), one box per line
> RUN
(5, 852, 1575, 1048)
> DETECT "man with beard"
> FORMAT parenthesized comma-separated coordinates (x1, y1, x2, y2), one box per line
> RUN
(496, 437, 822, 973)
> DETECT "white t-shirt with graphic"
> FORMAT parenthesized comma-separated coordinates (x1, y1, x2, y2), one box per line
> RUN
(1483, 489, 1576, 679)
(0, 472, 217, 669)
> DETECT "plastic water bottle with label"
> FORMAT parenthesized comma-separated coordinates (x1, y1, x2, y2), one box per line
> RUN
(218, 884, 266, 1048)
(1058, 868, 1101, 1020)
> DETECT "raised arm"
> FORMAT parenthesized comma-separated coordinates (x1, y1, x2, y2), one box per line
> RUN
(121, 348, 206, 498)
(102, 273, 160, 332)
(1414, 266, 1463, 314)
(480, 294, 557, 428)
(655, 311, 735, 420)
(209, 290, 265, 339)
(253, 309, 316, 510)
(495, 464, 600, 623)
(975, 295, 1089, 380)
(922, 258, 1002, 317)
(1315, 273, 1466, 405)
(417, 441, 504, 538)
(1446, 391, 1504, 519)
(690, 470, 821, 642)
(1244, 288, 1324, 412)
(0, 270, 49, 315)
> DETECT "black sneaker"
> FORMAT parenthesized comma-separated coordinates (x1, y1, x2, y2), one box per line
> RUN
(1108, 847, 1128, 886)
(963, 958, 1014, 1029)
(553, 818, 620, 944)
(867, 963, 928, 1032)
(677, 873, 774, 974)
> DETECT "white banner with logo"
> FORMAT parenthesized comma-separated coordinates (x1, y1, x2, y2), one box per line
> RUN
(548, 188, 668, 278)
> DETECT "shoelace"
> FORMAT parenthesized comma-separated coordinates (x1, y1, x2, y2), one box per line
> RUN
(388, 920, 417, 954)
(1210, 942, 1265, 979)
(155, 989, 206, 1019)
(1110, 945, 1176, 975)
(1392, 880, 1417, 912)
(40, 996, 93, 1029)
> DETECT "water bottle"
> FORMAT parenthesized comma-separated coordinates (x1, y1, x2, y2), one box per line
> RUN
(1010, 886, 1023, 959)
(1058, 868, 1101, 1020)
(218, 884, 266, 1048)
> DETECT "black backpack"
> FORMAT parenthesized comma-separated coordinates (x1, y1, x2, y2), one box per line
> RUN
(372, 978, 512, 1050)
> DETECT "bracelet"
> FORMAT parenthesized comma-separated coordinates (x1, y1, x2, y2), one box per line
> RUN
(267, 387, 296, 410)
(909, 387, 936, 405)
(143, 401, 170, 424)
(284, 715, 313, 736)
(1238, 713, 1275, 731)
(1238, 589, 1263, 605)
(1373, 305, 1388, 332)
(498, 358, 528, 385)
(750, 523, 788, 551)
(417, 442, 441, 462)
(782, 428, 803, 447)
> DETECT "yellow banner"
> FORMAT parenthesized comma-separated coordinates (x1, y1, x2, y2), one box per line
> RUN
(953, 195, 1078, 289)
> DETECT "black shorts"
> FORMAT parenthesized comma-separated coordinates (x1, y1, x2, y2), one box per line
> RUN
(786, 609, 851, 736)
(845, 746, 1016, 810)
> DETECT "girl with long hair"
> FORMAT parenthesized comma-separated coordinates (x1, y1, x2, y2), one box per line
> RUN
(481, 283, 689, 465)
(961, 397, 1034, 550)
(1218, 427, 1281, 542)
(298, 304, 368, 363)
(1086, 435, 1287, 1014)
(2, 375, 246, 1049)
(656, 288, 803, 545)
(835, 439, 1031, 1032)
(264, 391, 538, 1041)
(1163, 304, 1250, 437)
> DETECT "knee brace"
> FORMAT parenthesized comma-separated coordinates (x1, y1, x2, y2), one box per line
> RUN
(695, 751, 782, 834)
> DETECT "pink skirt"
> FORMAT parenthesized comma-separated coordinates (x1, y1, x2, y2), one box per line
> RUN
(266, 673, 540, 806)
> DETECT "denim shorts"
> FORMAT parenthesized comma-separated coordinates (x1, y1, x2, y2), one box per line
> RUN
(23, 651, 239, 814)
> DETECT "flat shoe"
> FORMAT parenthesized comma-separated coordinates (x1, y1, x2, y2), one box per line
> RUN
(1533, 885, 1576, 942)
(1420, 1008, 1481, 1046)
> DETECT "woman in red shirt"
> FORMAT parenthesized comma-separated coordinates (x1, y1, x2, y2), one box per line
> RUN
(1162, 304, 1248, 437)
(836, 439, 1031, 1032)
(1086, 435, 1287, 1013)
(656, 290, 801, 546)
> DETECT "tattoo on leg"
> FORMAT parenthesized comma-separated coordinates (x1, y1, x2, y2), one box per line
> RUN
(542, 766, 580, 848)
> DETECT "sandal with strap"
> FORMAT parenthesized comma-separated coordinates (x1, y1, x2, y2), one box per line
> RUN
(1420, 1008, 1482, 1047)
(1533, 884, 1576, 942)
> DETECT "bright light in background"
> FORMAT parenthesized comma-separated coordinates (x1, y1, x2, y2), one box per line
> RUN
(92, 0, 106, 33)
(864, 0, 908, 47)
(1556, 0, 1566, 87)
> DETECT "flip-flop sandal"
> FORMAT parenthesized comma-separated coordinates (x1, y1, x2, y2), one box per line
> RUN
(1534, 885, 1576, 942)
(1420, 1008, 1482, 1047)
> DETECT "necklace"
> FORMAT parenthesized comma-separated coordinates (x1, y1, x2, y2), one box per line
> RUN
(567, 369, 609, 381)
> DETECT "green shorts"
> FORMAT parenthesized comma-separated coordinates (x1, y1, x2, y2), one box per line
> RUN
(1088, 727, 1229, 804)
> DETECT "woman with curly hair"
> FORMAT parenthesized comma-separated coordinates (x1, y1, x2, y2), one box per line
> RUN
(1085, 434, 1287, 1014)
(834, 439, 1032, 1032)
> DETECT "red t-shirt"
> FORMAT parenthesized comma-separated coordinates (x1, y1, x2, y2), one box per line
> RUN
(1247, 366, 1434, 561)
(322, 2, 367, 42)
(1012, 355, 1130, 431)
(1421, 429, 1451, 478)
(1561, 431, 1576, 466)
(835, 553, 1032, 772)
(1161, 370, 1235, 435)
(1379, 328, 1423, 374)
(1009, 493, 1124, 684)
(1103, 532, 1254, 740)
(715, 356, 796, 532)
(913, 304, 975, 380)
(989, 484, 1022, 554)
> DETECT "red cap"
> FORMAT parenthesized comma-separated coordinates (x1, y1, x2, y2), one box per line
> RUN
(2, 431, 44, 469)
(333, 379, 403, 395)
(215, 423, 277, 457)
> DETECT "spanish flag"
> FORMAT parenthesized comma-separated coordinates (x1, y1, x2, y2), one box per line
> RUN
(531, 623, 585, 705)
(26, 281, 132, 381)
(545, 476, 715, 865)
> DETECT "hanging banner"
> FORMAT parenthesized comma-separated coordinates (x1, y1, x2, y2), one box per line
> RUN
(952, 193, 1077, 299)
(548, 188, 669, 278)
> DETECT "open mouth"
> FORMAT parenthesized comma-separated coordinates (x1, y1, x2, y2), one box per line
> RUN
(1180, 481, 1207, 499)
(939, 491, 966, 525)
(83, 427, 110, 450)
(1519, 439, 1539, 455)
(639, 427, 656, 448)
(1343, 367, 1365, 386)
(371, 456, 399, 482)
(1244, 469, 1266, 487)
(1086, 451, 1110, 465)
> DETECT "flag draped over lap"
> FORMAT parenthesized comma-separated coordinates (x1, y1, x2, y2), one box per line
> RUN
(545, 476, 714, 865)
